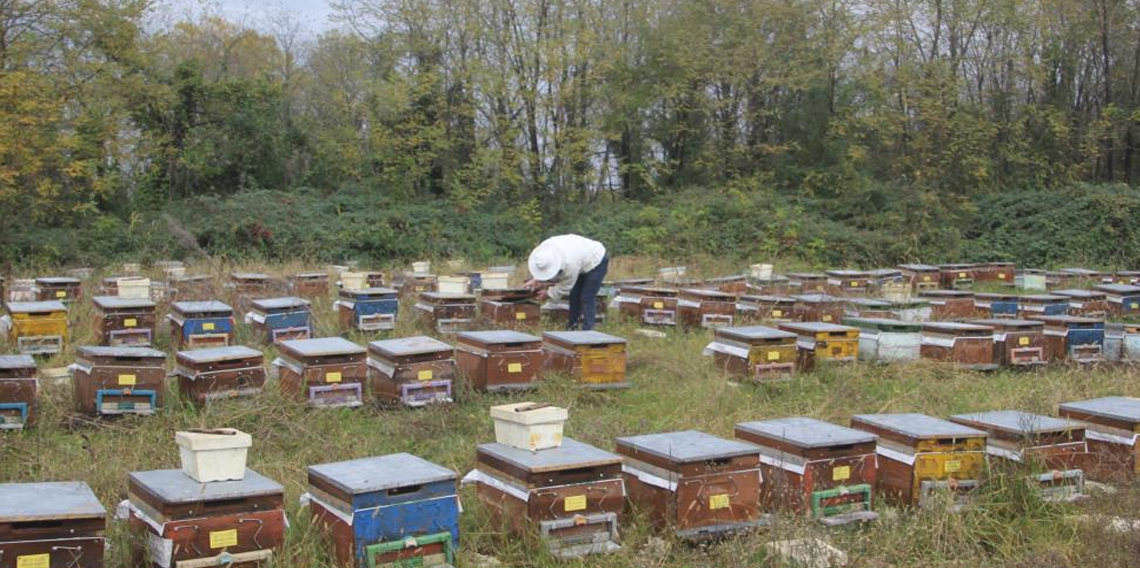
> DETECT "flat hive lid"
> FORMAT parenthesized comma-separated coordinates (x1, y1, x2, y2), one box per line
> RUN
(0, 482, 106, 522)
(623, 286, 677, 295)
(898, 264, 940, 271)
(1054, 289, 1106, 299)
(173, 274, 210, 282)
(975, 293, 1018, 300)
(1021, 294, 1067, 302)
(5, 301, 66, 313)
(842, 317, 920, 332)
(478, 438, 621, 473)
(309, 453, 455, 495)
(847, 298, 891, 308)
(177, 345, 262, 363)
(341, 287, 398, 297)
(172, 301, 232, 314)
(543, 331, 625, 345)
(35, 277, 81, 285)
(293, 272, 328, 278)
(1059, 397, 1140, 424)
(251, 297, 309, 310)
(919, 290, 974, 298)
(78, 345, 166, 359)
(736, 417, 876, 449)
(852, 413, 986, 440)
(826, 270, 869, 277)
(681, 288, 736, 299)
(280, 337, 365, 357)
(0, 354, 36, 370)
(869, 268, 903, 277)
(704, 274, 746, 283)
(950, 410, 1084, 436)
(921, 322, 993, 332)
(130, 469, 282, 503)
(370, 336, 453, 358)
(939, 263, 978, 269)
(969, 319, 1043, 330)
(231, 272, 270, 280)
(739, 294, 795, 303)
(716, 326, 797, 341)
(1096, 284, 1140, 294)
(1029, 315, 1104, 325)
(421, 292, 476, 301)
(788, 272, 826, 279)
(780, 322, 855, 333)
(615, 430, 759, 463)
(793, 294, 842, 303)
(1061, 268, 1102, 276)
(458, 330, 541, 344)
(93, 296, 155, 309)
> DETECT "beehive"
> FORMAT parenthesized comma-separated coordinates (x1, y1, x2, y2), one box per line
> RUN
(973, 293, 1019, 319)
(454, 331, 543, 392)
(336, 287, 399, 331)
(704, 326, 798, 381)
(0, 482, 107, 568)
(5, 300, 67, 355)
(969, 319, 1047, 367)
(937, 264, 977, 290)
(92, 296, 157, 347)
(843, 317, 921, 362)
(919, 322, 997, 371)
(897, 264, 941, 291)
(735, 294, 796, 324)
(779, 322, 859, 370)
(168, 301, 234, 350)
(0, 354, 37, 430)
(1053, 289, 1110, 318)
(246, 297, 312, 344)
(368, 336, 455, 407)
(919, 290, 977, 321)
(1058, 397, 1140, 482)
(542, 331, 628, 389)
(72, 346, 167, 416)
(274, 338, 367, 408)
(414, 292, 477, 333)
(1095, 283, 1140, 317)
(825, 270, 871, 296)
(1029, 315, 1105, 363)
(678, 288, 736, 328)
(791, 294, 845, 323)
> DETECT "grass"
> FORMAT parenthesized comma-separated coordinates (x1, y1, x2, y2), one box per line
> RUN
(4, 258, 1140, 567)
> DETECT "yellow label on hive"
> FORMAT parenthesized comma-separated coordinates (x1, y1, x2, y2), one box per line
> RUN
(1019, 337, 1030, 346)
(822, 315, 832, 322)
(653, 301, 664, 309)
(944, 460, 961, 473)
(709, 494, 730, 510)
(508, 363, 522, 373)
(923, 276, 931, 281)
(124, 318, 137, 327)
(850, 281, 859, 287)
(326, 372, 342, 383)
(1132, 303, 1139, 310)
(17, 554, 50, 568)
(515, 312, 527, 320)
(564, 495, 587, 512)
(210, 529, 238, 549)
(203, 322, 216, 331)
(832, 466, 851, 481)
(998, 274, 1006, 279)
(118, 374, 137, 386)
(772, 310, 783, 317)
(767, 351, 780, 361)
(418, 370, 433, 381)
(959, 272, 967, 278)
(55, 291, 66, 298)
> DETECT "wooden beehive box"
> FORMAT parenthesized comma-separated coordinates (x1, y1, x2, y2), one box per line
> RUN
(703, 274, 749, 295)
(973, 293, 1019, 319)
(0, 482, 106, 568)
(289, 272, 330, 297)
(735, 294, 795, 324)
(401, 274, 438, 295)
(746, 275, 791, 295)
(308, 454, 459, 568)
(0, 354, 37, 430)
(170, 274, 214, 301)
(1053, 289, 1110, 318)
(246, 297, 312, 344)
(1095, 283, 1140, 317)
(127, 469, 285, 568)
(969, 318, 1047, 367)
(845, 298, 893, 319)
(168, 301, 234, 351)
(788, 273, 828, 293)
(1114, 271, 1140, 285)
(414, 292, 476, 333)
(92, 295, 157, 347)
(976, 262, 1016, 285)
(34, 276, 82, 303)
(1058, 396, 1140, 483)
(479, 288, 540, 327)
(735, 417, 879, 525)
(704, 325, 798, 382)
(228, 272, 275, 312)
(778, 322, 859, 370)
(174, 346, 266, 405)
(5, 300, 68, 356)
(1058, 267, 1105, 287)
(791, 294, 845, 323)
(542, 331, 628, 389)
(469, 438, 624, 558)
(368, 336, 455, 407)
(632, 286, 680, 326)
(540, 294, 608, 326)
(850, 413, 987, 508)
(275, 338, 367, 408)
(616, 430, 767, 540)
(454, 331, 542, 392)
(73, 346, 167, 416)
(937, 264, 978, 290)
(678, 288, 736, 328)
(1029, 315, 1105, 363)
(842, 317, 921, 362)
(919, 322, 997, 370)
(897, 264, 941, 291)
(949, 411, 1088, 501)
(825, 270, 872, 296)
(1018, 294, 1070, 318)
(336, 287, 399, 331)
(918, 289, 976, 320)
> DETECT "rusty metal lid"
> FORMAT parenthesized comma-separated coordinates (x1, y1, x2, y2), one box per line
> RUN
(852, 413, 986, 440)
(92, 296, 156, 309)
(4, 301, 67, 313)
(949, 410, 1084, 436)
(1059, 397, 1140, 423)
(176, 345, 262, 363)
(309, 453, 456, 494)
(35, 277, 82, 285)
(369, 336, 453, 358)
(478, 438, 621, 472)
(615, 430, 760, 463)
(77, 345, 166, 359)
(0, 482, 106, 521)
(542, 331, 625, 345)
(130, 469, 282, 503)
(736, 417, 876, 449)
(250, 296, 310, 311)
(0, 354, 36, 370)
(279, 337, 365, 357)
(458, 330, 541, 345)
(716, 326, 798, 341)
(172, 300, 233, 314)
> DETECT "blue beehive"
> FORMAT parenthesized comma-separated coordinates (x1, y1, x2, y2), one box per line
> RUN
(307, 453, 459, 568)
(248, 297, 311, 343)
(168, 301, 234, 349)
(976, 293, 1019, 318)
(1034, 315, 1106, 363)
(337, 287, 400, 331)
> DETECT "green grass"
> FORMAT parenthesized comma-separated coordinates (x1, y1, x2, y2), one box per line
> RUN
(4, 260, 1140, 567)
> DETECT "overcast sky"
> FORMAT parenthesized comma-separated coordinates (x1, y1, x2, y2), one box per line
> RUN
(168, 0, 341, 34)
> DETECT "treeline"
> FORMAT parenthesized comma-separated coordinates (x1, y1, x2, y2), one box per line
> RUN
(3, 0, 1140, 259)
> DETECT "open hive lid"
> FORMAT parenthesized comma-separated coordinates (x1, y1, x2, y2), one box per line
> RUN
(543, 330, 625, 346)
(715, 325, 797, 342)
(130, 469, 281, 503)
(949, 410, 1085, 439)
(171, 300, 233, 316)
(92, 295, 156, 309)
(5, 300, 67, 313)
(614, 430, 760, 465)
(0, 482, 106, 522)
(477, 437, 620, 473)
(176, 345, 262, 364)
(309, 453, 456, 495)
(369, 336, 453, 359)
(0, 354, 36, 370)
(851, 413, 986, 443)
(279, 337, 365, 358)
(736, 417, 876, 450)
(1059, 396, 1140, 429)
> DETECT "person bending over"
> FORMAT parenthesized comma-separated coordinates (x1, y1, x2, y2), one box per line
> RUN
(525, 234, 609, 330)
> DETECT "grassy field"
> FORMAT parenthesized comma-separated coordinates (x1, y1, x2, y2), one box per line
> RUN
(4, 259, 1140, 567)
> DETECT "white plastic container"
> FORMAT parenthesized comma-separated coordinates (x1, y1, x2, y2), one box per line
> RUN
(175, 428, 252, 482)
(117, 277, 152, 299)
(481, 272, 510, 290)
(490, 402, 568, 451)
(751, 264, 774, 280)
(438, 276, 470, 295)
(340, 271, 368, 291)
(412, 261, 432, 276)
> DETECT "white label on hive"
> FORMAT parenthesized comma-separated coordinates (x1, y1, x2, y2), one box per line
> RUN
(326, 372, 342, 383)
(515, 312, 527, 320)
(709, 494, 730, 510)
(832, 466, 851, 481)
(944, 460, 961, 473)
(564, 495, 587, 512)
(210, 529, 238, 549)
(17, 554, 50, 568)
(417, 370, 433, 381)
(119, 374, 137, 386)
(125, 318, 138, 327)
(203, 322, 216, 331)
(508, 363, 522, 373)
(1019, 337, 1030, 346)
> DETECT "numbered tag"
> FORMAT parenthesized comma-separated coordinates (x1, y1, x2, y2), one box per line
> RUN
(564, 495, 587, 512)
(515, 312, 527, 320)
(822, 315, 832, 322)
(16, 554, 50, 568)
(119, 374, 137, 386)
(1019, 337, 1030, 346)
(767, 351, 780, 361)
(709, 494, 730, 510)
(417, 370, 433, 381)
(210, 529, 238, 549)
(944, 460, 961, 473)
(508, 363, 522, 373)
(653, 301, 664, 309)
(203, 322, 216, 331)
(55, 291, 66, 298)
(124, 318, 138, 327)
(771, 309, 783, 318)
(832, 466, 851, 481)
(326, 372, 342, 383)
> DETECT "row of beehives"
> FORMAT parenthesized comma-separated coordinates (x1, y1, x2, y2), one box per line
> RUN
(8, 394, 1140, 568)
(0, 328, 627, 428)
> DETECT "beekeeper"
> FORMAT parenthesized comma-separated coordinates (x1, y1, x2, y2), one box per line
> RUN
(525, 234, 609, 330)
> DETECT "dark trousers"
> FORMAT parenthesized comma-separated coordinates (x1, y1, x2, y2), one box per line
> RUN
(567, 255, 609, 330)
